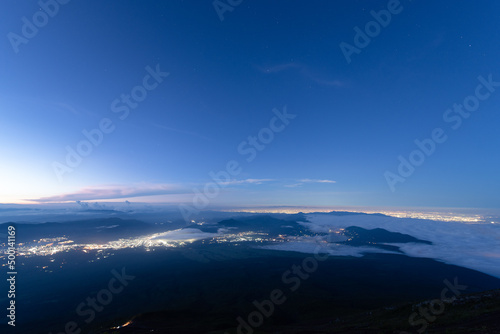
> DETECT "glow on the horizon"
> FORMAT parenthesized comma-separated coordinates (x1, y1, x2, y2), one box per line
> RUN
(225, 206, 489, 223)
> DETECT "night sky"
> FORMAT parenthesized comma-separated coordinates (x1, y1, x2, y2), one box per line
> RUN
(1, 0, 499, 209)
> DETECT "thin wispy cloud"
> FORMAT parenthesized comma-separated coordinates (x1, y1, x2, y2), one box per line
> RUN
(285, 179, 336, 188)
(300, 179, 336, 184)
(28, 183, 191, 203)
(54, 102, 81, 116)
(255, 62, 345, 87)
(222, 178, 274, 186)
(52, 101, 99, 118)
(256, 62, 300, 73)
(28, 180, 276, 203)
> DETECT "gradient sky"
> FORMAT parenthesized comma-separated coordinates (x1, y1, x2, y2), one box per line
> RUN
(1, 0, 499, 209)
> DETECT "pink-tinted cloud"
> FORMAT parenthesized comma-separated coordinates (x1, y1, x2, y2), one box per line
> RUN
(28, 183, 191, 203)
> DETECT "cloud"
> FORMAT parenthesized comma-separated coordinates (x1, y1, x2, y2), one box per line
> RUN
(28, 183, 191, 203)
(26, 179, 277, 204)
(300, 179, 336, 184)
(300, 213, 500, 278)
(83, 201, 112, 210)
(221, 179, 274, 186)
(151, 228, 219, 242)
(256, 62, 301, 73)
(75, 200, 89, 209)
(256, 62, 345, 87)
(285, 179, 336, 188)
(75, 200, 110, 210)
(54, 102, 81, 116)
(261, 237, 398, 257)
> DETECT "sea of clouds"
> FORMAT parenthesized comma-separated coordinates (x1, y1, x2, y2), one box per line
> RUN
(151, 228, 220, 241)
(263, 213, 500, 278)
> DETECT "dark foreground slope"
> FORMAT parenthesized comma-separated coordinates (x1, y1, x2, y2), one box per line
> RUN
(3, 244, 500, 334)
(71, 246, 500, 334)
(97, 289, 500, 333)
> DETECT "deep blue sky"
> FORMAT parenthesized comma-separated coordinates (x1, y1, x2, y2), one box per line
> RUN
(1, 0, 499, 209)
